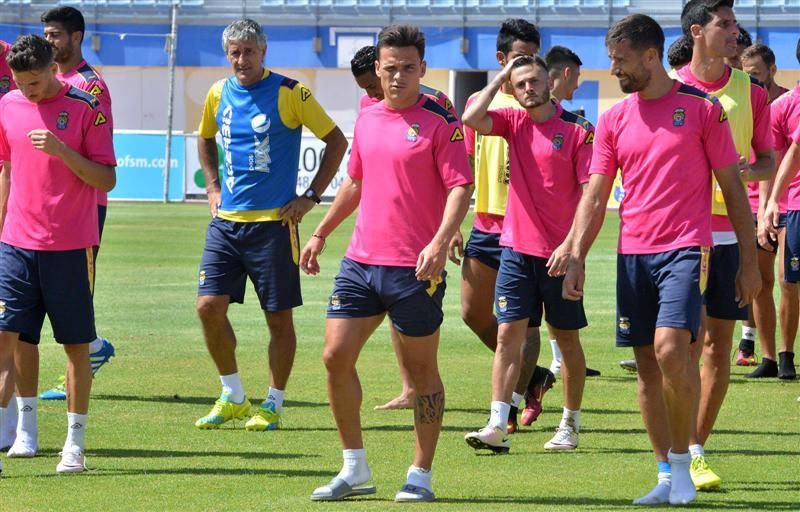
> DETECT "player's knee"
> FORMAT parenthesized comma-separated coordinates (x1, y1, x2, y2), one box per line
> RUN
(322, 345, 354, 373)
(196, 296, 226, 321)
(461, 303, 491, 333)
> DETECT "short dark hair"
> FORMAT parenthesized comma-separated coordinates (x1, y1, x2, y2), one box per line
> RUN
(545, 46, 582, 77)
(7, 34, 54, 73)
(681, 0, 734, 37)
(497, 18, 541, 55)
(667, 36, 693, 68)
(350, 45, 377, 77)
(41, 6, 86, 43)
(377, 25, 425, 60)
(741, 42, 776, 68)
(796, 37, 800, 65)
(736, 24, 752, 48)
(510, 54, 548, 74)
(606, 14, 665, 61)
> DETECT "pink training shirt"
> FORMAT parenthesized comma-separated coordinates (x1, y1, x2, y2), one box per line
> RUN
(0, 84, 116, 251)
(747, 85, 793, 213)
(590, 81, 739, 254)
(58, 59, 113, 207)
(772, 86, 800, 211)
(487, 102, 593, 259)
(0, 41, 16, 100)
(346, 94, 473, 267)
(676, 65, 772, 231)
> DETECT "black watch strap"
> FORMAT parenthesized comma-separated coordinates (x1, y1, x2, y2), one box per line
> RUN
(304, 188, 322, 204)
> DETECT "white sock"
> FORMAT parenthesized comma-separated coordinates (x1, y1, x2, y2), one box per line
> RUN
(742, 326, 757, 342)
(64, 412, 88, 452)
(559, 407, 581, 432)
(337, 448, 370, 486)
(219, 373, 245, 403)
(406, 465, 432, 491)
(510, 392, 524, 408)
(550, 339, 562, 363)
(633, 472, 671, 505)
(488, 401, 510, 431)
(668, 450, 697, 505)
(264, 387, 284, 413)
(689, 444, 704, 458)
(88, 337, 105, 353)
(16, 396, 37, 442)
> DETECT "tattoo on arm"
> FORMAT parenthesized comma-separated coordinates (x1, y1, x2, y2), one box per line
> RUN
(414, 391, 445, 424)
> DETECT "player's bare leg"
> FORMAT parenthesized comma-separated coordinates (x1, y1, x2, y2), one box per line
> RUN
(375, 325, 415, 410)
(460, 257, 498, 352)
(197, 295, 238, 375)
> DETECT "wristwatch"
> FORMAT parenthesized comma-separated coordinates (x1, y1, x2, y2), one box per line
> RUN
(303, 188, 321, 204)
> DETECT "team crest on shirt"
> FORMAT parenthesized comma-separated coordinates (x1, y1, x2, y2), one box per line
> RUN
(497, 296, 508, 313)
(618, 316, 631, 335)
(0, 76, 9, 94)
(329, 294, 342, 311)
(552, 133, 564, 151)
(198, 270, 206, 285)
(406, 123, 421, 143)
(672, 108, 686, 127)
(792, 258, 800, 272)
(56, 111, 69, 130)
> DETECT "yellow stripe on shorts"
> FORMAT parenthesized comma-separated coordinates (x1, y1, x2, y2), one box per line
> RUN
(289, 219, 300, 265)
(426, 276, 443, 297)
(86, 247, 95, 296)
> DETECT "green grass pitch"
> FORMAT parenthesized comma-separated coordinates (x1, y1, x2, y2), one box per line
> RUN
(3, 203, 798, 511)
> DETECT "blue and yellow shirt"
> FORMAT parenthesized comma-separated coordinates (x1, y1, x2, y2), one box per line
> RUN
(198, 70, 337, 222)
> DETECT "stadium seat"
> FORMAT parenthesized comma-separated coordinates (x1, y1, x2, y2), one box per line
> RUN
(261, 0, 285, 6)
(407, 0, 431, 6)
(581, 0, 606, 6)
(555, 0, 580, 6)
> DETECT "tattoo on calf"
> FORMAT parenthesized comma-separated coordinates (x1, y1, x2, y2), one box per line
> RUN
(415, 391, 445, 424)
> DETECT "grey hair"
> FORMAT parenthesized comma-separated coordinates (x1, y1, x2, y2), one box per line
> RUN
(222, 19, 267, 53)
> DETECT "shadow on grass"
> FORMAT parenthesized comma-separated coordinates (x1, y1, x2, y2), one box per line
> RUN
(33, 447, 317, 459)
(437, 496, 800, 509)
(585, 427, 799, 439)
(29, 467, 333, 478)
(92, 394, 327, 408)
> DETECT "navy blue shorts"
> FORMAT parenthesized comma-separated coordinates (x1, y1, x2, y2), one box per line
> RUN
(616, 247, 707, 347)
(704, 243, 749, 320)
(326, 257, 446, 338)
(785, 211, 800, 283)
(464, 227, 503, 270)
(495, 248, 587, 330)
(755, 212, 786, 253)
(0, 243, 96, 345)
(198, 217, 302, 312)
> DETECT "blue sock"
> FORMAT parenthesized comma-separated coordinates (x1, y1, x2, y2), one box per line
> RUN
(657, 461, 671, 474)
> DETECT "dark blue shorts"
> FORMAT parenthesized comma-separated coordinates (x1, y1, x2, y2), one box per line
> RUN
(785, 211, 800, 283)
(0, 243, 96, 344)
(704, 243, 748, 320)
(616, 247, 707, 347)
(495, 248, 587, 330)
(326, 257, 446, 338)
(198, 217, 301, 312)
(755, 212, 786, 253)
(464, 227, 503, 270)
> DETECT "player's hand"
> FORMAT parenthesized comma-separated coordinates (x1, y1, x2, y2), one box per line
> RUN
(497, 56, 524, 83)
(27, 129, 65, 157)
(737, 154, 752, 181)
(206, 189, 221, 218)
(756, 213, 774, 251)
(448, 230, 464, 265)
(735, 264, 761, 308)
(416, 240, 447, 281)
(300, 235, 325, 275)
(279, 196, 315, 225)
(562, 256, 585, 301)
(546, 240, 572, 277)
(764, 199, 781, 243)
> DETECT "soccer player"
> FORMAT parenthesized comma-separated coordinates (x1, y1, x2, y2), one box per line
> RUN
(724, 23, 751, 70)
(451, 19, 554, 433)
(761, 40, 800, 381)
(563, 14, 756, 505)
(302, 25, 471, 502)
(349, 44, 456, 411)
(194, 19, 347, 431)
(667, 36, 693, 71)
(677, 0, 774, 490)
(739, 42, 795, 377)
(463, 54, 592, 454)
(0, 34, 117, 473)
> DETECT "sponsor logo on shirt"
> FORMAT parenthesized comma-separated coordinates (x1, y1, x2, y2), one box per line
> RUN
(250, 114, 271, 173)
(56, 111, 69, 130)
(450, 126, 464, 142)
(672, 108, 685, 127)
(0, 75, 9, 94)
(618, 316, 631, 335)
(220, 104, 235, 193)
(552, 133, 564, 150)
(407, 123, 420, 143)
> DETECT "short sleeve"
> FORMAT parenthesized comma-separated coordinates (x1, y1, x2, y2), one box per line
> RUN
(573, 124, 595, 184)
(82, 107, 117, 167)
(198, 80, 224, 138)
(347, 128, 363, 181)
(588, 111, 619, 177)
(792, 124, 800, 146)
(463, 95, 476, 156)
(434, 121, 473, 189)
(703, 101, 740, 170)
(771, 101, 789, 153)
(750, 83, 773, 154)
(0, 105, 9, 162)
(486, 108, 515, 139)
(282, 82, 337, 140)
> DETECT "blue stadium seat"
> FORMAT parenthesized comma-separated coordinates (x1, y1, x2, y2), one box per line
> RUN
(505, 0, 528, 7)
(356, 0, 381, 6)
(407, 0, 431, 6)
(262, 0, 285, 6)
(430, 0, 456, 7)
(581, 0, 606, 6)
(555, 0, 580, 6)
